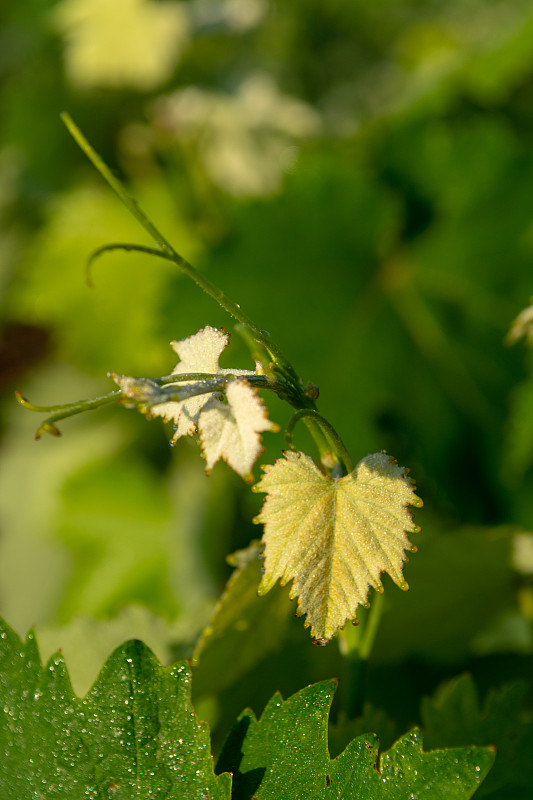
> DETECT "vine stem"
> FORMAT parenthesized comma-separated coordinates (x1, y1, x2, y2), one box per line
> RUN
(59, 113, 354, 473)
(15, 390, 121, 439)
(60, 114, 299, 386)
(286, 409, 354, 475)
(338, 593, 385, 717)
(16, 372, 296, 439)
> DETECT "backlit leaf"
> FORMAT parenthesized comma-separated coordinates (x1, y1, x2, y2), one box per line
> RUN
(150, 326, 276, 477)
(199, 380, 278, 480)
(253, 450, 422, 641)
(150, 326, 247, 438)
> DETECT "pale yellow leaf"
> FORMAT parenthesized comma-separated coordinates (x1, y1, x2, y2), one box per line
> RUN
(150, 326, 249, 440)
(52, 0, 189, 90)
(253, 450, 422, 641)
(199, 380, 278, 480)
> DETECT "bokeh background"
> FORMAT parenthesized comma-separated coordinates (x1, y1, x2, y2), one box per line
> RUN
(1, 0, 533, 769)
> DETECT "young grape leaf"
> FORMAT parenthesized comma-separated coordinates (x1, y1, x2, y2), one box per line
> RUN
(147, 326, 276, 478)
(199, 380, 278, 481)
(253, 450, 422, 642)
(217, 680, 494, 800)
(150, 325, 250, 437)
(0, 617, 231, 799)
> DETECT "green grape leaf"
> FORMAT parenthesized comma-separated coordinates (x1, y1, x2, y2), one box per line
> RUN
(217, 681, 494, 800)
(253, 450, 422, 641)
(0, 619, 495, 799)
(421, 674, 533, 798)
(0, 617, 231, 799)
(217, 679, 335, 799)
(191, 542, 293, 697)
(327, 730, 493, 800)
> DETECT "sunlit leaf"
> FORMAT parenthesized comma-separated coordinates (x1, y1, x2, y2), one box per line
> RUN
(149, 326, 276, 477)
(199, 380, 278, 480)
(150, 326, 249, 438)
(253, 450, 422, 641)
(52, 0, 189, 90)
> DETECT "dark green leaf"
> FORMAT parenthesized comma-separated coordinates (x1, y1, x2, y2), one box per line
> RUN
(218, 679, 494, 800)
(422, 674, 533, 798)
(217, 679, 335, 799)
(0, 618, 231, 799)
(328, 729, 493, 800)
(191, 542, 293, 697)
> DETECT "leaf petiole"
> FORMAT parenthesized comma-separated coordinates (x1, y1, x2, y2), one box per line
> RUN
(286, 408, 354, 474)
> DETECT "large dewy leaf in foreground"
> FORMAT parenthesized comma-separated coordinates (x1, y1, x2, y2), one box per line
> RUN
(254, 450, 422, 641)
(218, 680, 494, 800)
(0, 618, 494, 798)
(0, 618, 231, 799)
(327, 729, 494, 800)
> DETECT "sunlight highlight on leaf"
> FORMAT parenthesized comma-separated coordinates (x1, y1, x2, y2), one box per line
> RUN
(199, 380, 278, 481)
(145, 326, 276, 478)
(150, 326, 249, 438)
(253, 450, 422, 641)
(52, 0, 189, 90)
(507, 298, 533, 347)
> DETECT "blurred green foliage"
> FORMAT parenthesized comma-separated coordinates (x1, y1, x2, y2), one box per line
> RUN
(1, 0, 533, 787)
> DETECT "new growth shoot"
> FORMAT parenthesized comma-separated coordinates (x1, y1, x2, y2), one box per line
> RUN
(17, 114, 422, 646)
